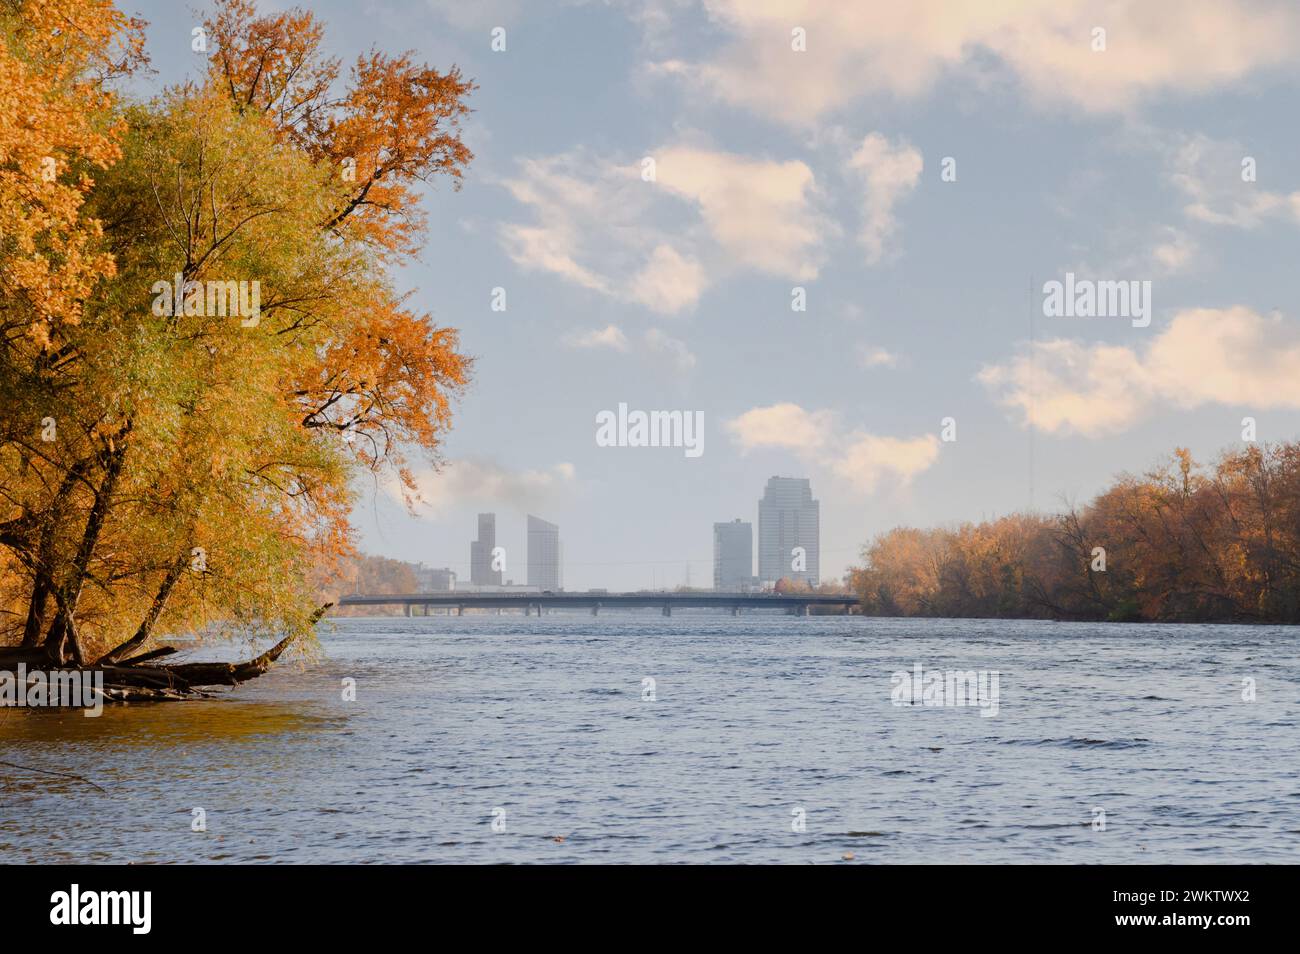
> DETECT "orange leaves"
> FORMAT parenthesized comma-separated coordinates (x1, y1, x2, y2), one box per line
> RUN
(202, 0, 474, 257)
(0, 0, 140, 343)
(293, 297, 471, 485)
(203, 0, 337, 143)
(319, 52, 475, 253)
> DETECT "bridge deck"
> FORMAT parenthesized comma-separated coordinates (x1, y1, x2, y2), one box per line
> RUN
(337, 591, 856, 612)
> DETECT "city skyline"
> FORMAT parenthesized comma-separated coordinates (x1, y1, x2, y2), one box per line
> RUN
(410, 478, 822, 593)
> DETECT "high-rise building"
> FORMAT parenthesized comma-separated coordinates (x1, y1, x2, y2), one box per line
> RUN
(527, 515, 562, 590)
(758, 477, 819, 586)
(470, 513, 502, 586)
(713, 519, 753, 590)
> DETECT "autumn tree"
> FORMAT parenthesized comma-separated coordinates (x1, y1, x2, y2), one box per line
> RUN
(1, 0, 473, 699)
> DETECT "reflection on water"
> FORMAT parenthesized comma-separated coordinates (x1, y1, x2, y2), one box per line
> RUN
(2, 615, 1298, 863)
(2, 701, 341, 747)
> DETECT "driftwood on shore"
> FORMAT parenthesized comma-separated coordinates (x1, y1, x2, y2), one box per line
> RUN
(0, 603, 331, 703)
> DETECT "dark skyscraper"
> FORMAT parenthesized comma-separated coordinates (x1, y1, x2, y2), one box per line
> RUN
(470, 513, 502, 586)
(713, 519, 753, 590)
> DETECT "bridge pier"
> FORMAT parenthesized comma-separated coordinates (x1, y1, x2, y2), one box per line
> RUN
(662, 604, 671, 617)
(457, 605, 464, 616)
(731, 606, 739, 617)
(591, 603, 600, 617)
(404, 603, 412, 617)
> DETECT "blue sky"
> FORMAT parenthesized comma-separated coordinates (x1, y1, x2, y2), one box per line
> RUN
(126, 1, 1300, 589)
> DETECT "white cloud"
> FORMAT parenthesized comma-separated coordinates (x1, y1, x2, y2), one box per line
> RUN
(857, 345, 900, 369)
(832, 433, 941, 493)
(650, 1, 1300, 126)
(396, 459, 577, 515)
(979, 306, 1300, 436)
(498, 151, 635, 298)
(565, 324, 630, 351)
(725, 402, 939, 492)
(629, 244, 709, 313)
(725, 403, 834, 452)
(1170, 134, 1300, 229)
(845, 134, 922, 264)
(498, 144, 830, 313)
(653, 146, 830, 279)
(978, 339, 1151, 437)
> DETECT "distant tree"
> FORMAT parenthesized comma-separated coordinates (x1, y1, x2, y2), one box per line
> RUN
(773, 577, 812, 594)
(849, 442, 1300, 624)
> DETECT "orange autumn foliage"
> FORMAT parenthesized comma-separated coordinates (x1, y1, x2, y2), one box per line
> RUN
(850, 443, 1300, 623)
(204, 0, 475, 256)
(1, 0, 473, 665)
(0, 0, 144, 345)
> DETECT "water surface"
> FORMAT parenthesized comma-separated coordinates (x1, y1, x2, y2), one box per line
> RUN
(2, 615, 1297, 863)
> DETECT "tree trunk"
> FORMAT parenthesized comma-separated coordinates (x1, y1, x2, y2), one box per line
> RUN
(20, 461, 89, 647)
(43, 435, 129, 665)
(96, 552, 189, 665)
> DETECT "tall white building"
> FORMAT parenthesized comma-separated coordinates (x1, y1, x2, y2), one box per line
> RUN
(757, 477, 819, 586)
(713, 519, 753, 590)
(527, 515, 562, 590)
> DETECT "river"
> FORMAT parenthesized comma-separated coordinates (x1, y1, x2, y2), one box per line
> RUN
(2, 615, 1297, 863)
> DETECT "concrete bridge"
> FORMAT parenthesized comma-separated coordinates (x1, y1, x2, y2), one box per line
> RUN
(336, 590, 858, 617)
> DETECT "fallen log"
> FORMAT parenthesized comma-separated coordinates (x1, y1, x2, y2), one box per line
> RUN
(116, 647, 177, 666)
(159, 630, 297, 687)
(1, 603, 332, 703)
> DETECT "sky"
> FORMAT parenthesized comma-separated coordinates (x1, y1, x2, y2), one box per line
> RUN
(124, 0, 1300, 590)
